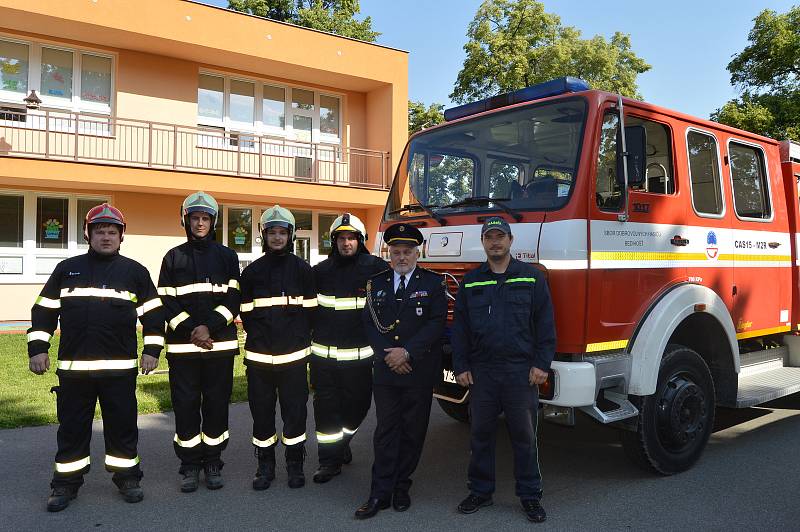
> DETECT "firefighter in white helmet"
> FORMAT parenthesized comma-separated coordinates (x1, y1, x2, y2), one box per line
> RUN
(27, 203, 164, 511)
(310, 213, 387, 483)
(157, 192, 241, 493)
(240, 205, 316, 490)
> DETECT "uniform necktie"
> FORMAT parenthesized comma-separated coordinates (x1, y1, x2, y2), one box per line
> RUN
(396, 274, 406, 301)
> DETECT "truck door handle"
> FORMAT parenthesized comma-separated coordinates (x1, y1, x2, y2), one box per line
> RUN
(768, 242, 780, 249)
(670, 235, 689, 246)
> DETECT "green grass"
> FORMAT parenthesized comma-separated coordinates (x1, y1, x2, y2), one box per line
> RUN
(0, 332, 248, 429)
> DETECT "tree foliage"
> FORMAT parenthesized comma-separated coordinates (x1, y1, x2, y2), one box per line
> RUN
(712, 7, 800, 140)
(228, 0, 379, 42)
(450, 0, 650, 104)
(408, 100, 445, 135)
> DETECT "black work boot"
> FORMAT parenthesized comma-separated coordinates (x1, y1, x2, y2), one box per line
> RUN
(252, 447, 276, 491)
(312, 463, 342, 484)
(116, 477, 144, 503)
(285, 445, 306, 489)
(521, 498, 546, 523)
(47, 485, 78, 512)
(180, 468, 200, 493)
(204, 463, 224, 490)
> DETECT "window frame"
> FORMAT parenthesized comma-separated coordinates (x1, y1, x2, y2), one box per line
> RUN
(726, 138, 774, 223)
(686, 127, 726, 219)
(0, 34, 115, 115)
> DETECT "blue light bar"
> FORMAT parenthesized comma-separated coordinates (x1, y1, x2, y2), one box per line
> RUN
(443, 77, 590, 122)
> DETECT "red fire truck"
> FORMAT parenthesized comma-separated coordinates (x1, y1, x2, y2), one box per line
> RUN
(376, 77, 800, 474)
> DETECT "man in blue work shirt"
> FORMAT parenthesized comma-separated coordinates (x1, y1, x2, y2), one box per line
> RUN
(451, 217, 556, 523)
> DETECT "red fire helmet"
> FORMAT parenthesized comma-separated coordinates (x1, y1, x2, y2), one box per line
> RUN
(83, 203, 126, 242)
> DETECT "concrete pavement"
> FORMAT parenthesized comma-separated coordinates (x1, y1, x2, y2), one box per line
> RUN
(2, 394, 800, 531)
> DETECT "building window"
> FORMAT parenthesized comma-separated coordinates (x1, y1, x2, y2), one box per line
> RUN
(0, 38, 113, 113)
(230, 79, 255, 125)
(263, 85, 285, 129)
(292, 88, 314, 111)
(76, 198, 100, 248)
(291, 209, 312, 231)
(227, 207, 253, 253)
(0, 40, 28, 95)
(40, 47, 73, 100)
(36, 196, 68, 249)
(197, 71, 341, 144)
(198, 74, 224, 121)
(80, 54, 112, 104)
(0, 194, 23, 247)
(320, 95, 340, 136)
(318, 213, 337, 256)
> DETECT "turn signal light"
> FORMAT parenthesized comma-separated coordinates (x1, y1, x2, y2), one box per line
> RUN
(538, 369, 556, 400)
(694, 304, 707, 312)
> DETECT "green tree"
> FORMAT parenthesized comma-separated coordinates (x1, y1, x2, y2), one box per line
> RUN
(450, 0, 650, 104)
(228, 0, 379, 42)
(408, 100, 445, 135)
(711, 7, 800, 140)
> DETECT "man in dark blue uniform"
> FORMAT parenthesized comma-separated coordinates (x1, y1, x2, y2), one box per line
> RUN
(451, 217, 556, 523)
(355, 223, 447, 519)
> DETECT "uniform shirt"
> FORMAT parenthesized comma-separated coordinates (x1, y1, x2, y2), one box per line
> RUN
(363, 266, 447, 388)
(393, 267, 415, 294)
(27, 249, 165, 378)
(451, 258, 556, 375)
(240, 251, 316, 370)
(312, 250, 387, 362)
(158, 239, 241, 359)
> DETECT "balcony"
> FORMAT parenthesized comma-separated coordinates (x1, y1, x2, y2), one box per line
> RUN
(0, 107, 390, 189)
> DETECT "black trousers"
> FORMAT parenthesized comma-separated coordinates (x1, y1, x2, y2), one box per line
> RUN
(310, 358, 372, 466)
(169, 356, 234, 472)
(52, 375, 141, 489)
(247, 364, 308, 451)
(369, 384, 433, 500)
(468, 369, 542, 499)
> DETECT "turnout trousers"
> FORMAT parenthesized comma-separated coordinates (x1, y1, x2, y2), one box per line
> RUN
(468, 369, 542, 500)
(247, 364, 308, 451)
(169, 357, 234, 473)
(369, 384, 433, 500)
(310, 358, 372, 466)
(51, 375, 142, 489)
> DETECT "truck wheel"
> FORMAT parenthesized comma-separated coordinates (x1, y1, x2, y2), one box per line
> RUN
(620, 344, 715, 475)
(437, 398, 470, 423)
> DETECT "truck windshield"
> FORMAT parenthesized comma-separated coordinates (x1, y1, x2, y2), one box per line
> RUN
(386, 97, 587, 221)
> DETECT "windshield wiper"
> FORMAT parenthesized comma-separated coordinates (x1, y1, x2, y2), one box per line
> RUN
(387, 203, 447, 226)
(440, 196, 523, 222)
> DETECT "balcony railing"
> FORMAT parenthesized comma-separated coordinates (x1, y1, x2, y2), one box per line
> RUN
(0, 107, 390, 189)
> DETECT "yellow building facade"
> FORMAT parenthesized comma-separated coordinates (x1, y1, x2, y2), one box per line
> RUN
(0, 0, 407, 320)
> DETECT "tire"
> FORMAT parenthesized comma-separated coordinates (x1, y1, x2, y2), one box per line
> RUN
(437, 398, 470, 423)
(620, 344, 715, 475)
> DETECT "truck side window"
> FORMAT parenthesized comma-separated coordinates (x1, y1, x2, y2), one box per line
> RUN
(687, 130, 723, 216)
(627, 116, 674, 195)
(729, 142, 771, 219)
(595, 112, 621, 211)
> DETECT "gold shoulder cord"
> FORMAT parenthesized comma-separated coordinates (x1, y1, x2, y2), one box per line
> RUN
(366, 279, 396, 333)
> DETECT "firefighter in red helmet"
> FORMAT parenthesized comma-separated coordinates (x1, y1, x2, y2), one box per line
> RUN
(27, 203, 165, 512)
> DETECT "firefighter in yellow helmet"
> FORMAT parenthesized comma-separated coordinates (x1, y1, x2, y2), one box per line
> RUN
(27, 203, 164, 511)
(310, 213, 387, 483)
(157, 192, 241, 493)
(240, 205, 316, 490)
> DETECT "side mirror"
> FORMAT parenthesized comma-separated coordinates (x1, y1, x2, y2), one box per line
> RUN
(616, 125, 646, 187)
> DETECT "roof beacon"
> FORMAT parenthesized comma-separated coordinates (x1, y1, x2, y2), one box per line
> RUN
(443, 77, 591, 122)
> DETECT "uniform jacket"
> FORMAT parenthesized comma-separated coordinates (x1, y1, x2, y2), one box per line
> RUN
(27, 249, 164, 378)
(451, 258, 556, 375)
(158, 239, 241, 359)
(312, 251, 387, 363)
(240, 251, 316, 370)
(363, 266, 447, 388)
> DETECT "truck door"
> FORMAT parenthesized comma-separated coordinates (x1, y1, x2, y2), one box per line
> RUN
(589, 106, 686, 348)
(726, 140, 791, 339)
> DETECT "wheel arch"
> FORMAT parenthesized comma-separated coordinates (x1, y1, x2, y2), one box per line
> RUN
(628, 283, 738, 397)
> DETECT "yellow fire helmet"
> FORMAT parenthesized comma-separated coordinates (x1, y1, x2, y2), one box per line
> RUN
(330, 212, 367, 241)
(260, 204, 296, 241)
(181, 191, 219, 228)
